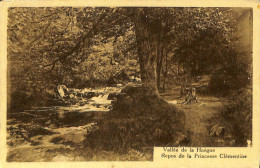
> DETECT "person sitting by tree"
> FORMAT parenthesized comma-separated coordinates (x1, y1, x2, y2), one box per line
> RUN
(184, 87, 199, 104)
(191, 87, 199, 103)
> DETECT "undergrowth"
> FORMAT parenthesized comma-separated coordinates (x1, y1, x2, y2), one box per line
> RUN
(83, 84, 188, 160)
(219, 87, 252, 146)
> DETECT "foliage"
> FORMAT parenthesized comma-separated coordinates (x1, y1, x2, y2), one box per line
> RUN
(7, 7, 252, 111)
(8, 7, 139, 111)
(208, 9, 252, 95)
(71, 32, 138, 88)
(220, 87, 252, 146)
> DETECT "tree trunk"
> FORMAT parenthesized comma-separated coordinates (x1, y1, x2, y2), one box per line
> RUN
(162, 52, 168, 93)
(156, 45, 164, 92)
(133, 9, 160, 96)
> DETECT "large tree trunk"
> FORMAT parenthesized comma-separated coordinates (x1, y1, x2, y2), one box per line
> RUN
(133, 9, 160, 96)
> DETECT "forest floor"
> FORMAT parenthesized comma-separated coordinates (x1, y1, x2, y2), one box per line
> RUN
(6, 87, 231, 161)
(161, 89, 231, 147)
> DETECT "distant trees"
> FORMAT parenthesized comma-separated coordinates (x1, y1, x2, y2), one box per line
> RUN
(8, 7, 252, 111)
(128, 8, 242, 95)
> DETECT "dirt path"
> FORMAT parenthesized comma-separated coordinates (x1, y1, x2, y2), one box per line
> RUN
(167, 96, 226, 147)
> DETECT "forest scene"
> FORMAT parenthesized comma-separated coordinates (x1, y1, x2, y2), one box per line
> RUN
(7, 7, 252, 161)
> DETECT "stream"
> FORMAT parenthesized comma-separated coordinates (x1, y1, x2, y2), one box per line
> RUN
(7, 87, 121, 161)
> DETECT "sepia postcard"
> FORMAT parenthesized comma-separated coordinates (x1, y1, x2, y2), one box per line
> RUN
(0, 0, 259, 167)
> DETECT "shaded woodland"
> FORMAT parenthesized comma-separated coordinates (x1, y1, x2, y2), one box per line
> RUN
(7, 7, 252, 161)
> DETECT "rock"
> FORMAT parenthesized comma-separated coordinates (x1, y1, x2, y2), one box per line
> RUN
(69, 94, 74, 99)
(7, 140, 14, 146)
(216, 138, 225, 143)
(168, 100, 178, 105)
(174, 132, 190, 146)
(45, 120, 52, 125)
(52, 155, 73, 162)
(31, 135, 44, 141)
(210, 124, 225, 137)
(129, 76, 135, 81)
(76, 92, 82, 97)
(107, 92, 126, 100)
(134, 77, 142, 84)
(57, 85, 69, 98)
(82, 88, 90, 93)
(104, 87, 119, 93)
(209, 123, 219, 136)
(107, 93, 118, 100)
(121, 83, 143, 96)
(116, 84, 123, 87)
(229, 140, 236, 146)
(85, 123, 98, 133)
(27, 126, 55, 138)
(50, 136, 64, 144)
(215, 127, 225, 137)
(129, 76, 142, 84)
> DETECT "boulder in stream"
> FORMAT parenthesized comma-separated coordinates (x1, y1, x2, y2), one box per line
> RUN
(57, 85, 69, 98)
